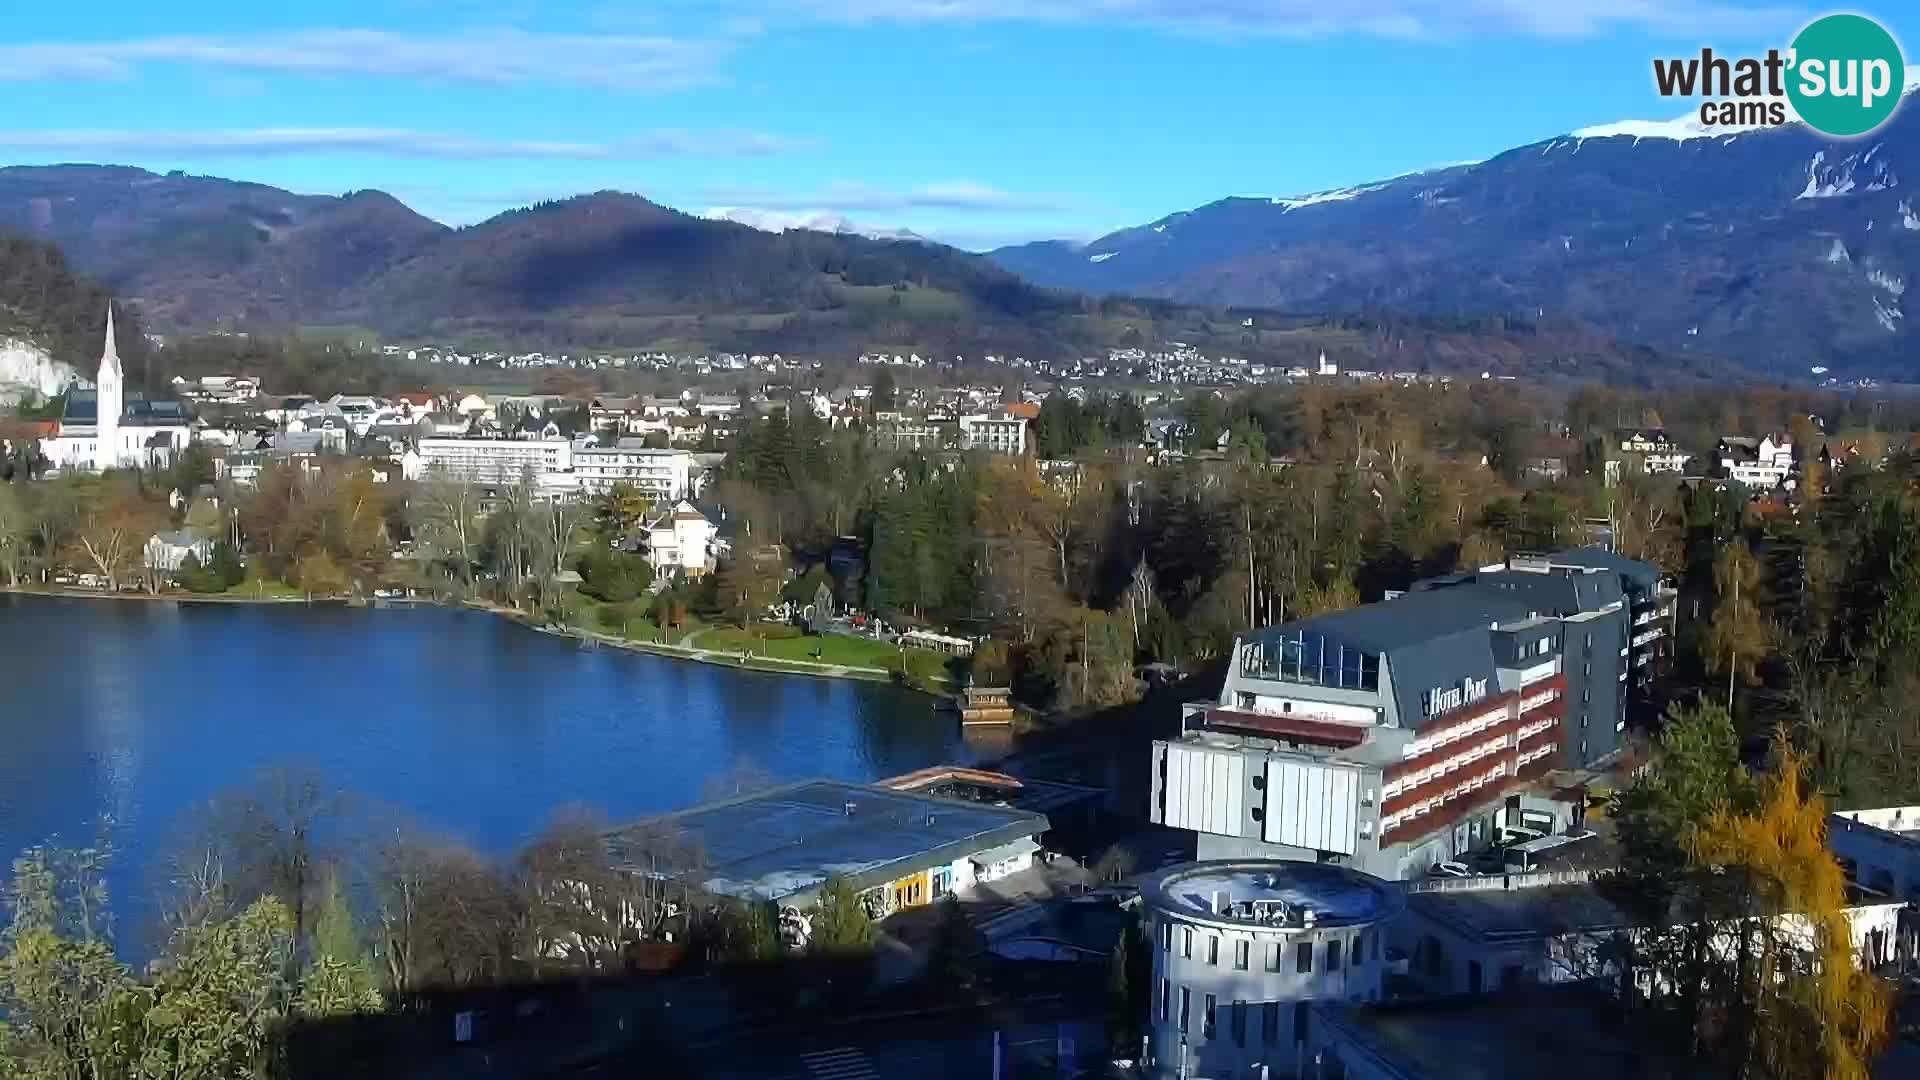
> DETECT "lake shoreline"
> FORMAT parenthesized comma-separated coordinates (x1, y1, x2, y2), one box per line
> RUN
(474, 602, 942, 696)
(3, 584, 943, 696)
(0, 584, 330, 605)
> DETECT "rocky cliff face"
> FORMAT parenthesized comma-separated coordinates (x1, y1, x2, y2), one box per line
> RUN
(0, 338, 78, 406)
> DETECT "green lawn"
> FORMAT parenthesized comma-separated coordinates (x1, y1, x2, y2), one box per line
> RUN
(696, 624, 961, 692)
(222, 573, 306, 599)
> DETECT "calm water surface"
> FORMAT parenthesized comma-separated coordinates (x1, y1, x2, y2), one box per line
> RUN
(0, 595, 966, 947)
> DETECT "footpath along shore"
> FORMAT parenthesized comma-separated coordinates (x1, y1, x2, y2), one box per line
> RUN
(485, 603, 919, 687)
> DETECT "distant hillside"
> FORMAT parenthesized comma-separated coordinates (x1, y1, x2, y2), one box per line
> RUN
(0, 229, 145, 375)
(0, 165, 1726, 381)
(0, 165, 447, 331)
(989, 97, 1920, 379)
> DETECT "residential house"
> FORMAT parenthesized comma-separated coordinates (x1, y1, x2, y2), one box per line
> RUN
(1614, 429, 1692, 475)
(1717, 434, 1795, 489)
(144, 529, 213, 574)
(644, 501, 718, 577)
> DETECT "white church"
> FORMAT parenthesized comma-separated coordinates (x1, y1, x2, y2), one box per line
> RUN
(41, 306, 193, 472)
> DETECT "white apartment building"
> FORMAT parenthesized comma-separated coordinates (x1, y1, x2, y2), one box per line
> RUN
(571, 438, 696, 500)
(958, 413, 1028, 455)
(1142, 861, 1402, 1079)
(417, 435, 572, 486)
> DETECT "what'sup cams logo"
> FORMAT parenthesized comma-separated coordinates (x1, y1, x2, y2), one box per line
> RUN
(1653, 13, 1906, 137)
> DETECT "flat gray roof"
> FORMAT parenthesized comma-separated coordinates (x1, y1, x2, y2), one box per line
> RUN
(609, 778, 1048, 905)
(1407, 882, 1629, 942)
(1316, 989, 1691, 1080)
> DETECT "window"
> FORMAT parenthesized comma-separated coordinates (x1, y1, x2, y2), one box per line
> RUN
(1294, 1001, 1309, 1044)
(1327, 939, 1343, 971)
(1162, 921, 1172, 952)
(1179, 987, 1191, 1033)
(1355, 930, 1368, 963)
(1183, 927, 1193, 959)
(1160, 977, 1170, 1022)
(1469, 960, 1483, 993)
(1297, 941, 1314, 974)
(1208, 935, 1219, 966)
(1232, 1001, 1246, 1046)
(1266, 942, 1282, 972)
(1263, 1002, 1279, 1044)
(1202, 994, 1216, 1039)
(1235, 940, 1250, 970)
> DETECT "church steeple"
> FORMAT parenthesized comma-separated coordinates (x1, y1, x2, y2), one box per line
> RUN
(100, 303, 123, 380)
(95, 302, 123, 470)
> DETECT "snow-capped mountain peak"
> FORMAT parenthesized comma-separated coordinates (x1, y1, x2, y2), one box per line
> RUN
(703, 207, 924, 243)
(1572, 68, 1920, 144)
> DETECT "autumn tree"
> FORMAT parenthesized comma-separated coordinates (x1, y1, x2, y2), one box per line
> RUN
(1686, 740, 1892, 1080)
(66, 475, 164, 591)
(1706, 538, 1768, 711)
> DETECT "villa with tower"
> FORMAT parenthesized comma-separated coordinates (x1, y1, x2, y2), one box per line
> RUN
(40, 306, 192, 472)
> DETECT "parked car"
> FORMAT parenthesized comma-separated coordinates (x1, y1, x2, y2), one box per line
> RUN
(1428, 861, 1471, 878)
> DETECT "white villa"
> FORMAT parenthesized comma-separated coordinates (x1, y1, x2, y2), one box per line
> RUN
(645, 501, 718, 578)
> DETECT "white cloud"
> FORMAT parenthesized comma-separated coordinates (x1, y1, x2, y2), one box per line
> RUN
(704, 180, 1058, 213)
(0, 127, 813, 160)
(0, 28, 729, 91)
(773, 0, 1803, 38)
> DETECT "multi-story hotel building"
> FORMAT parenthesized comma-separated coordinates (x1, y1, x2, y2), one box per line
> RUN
(1150, 549, 1672, 881)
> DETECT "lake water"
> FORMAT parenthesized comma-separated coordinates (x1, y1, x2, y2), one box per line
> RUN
(0, 595, 967, 948)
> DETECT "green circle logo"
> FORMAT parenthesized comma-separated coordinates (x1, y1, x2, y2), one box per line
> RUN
(1787, 14, 1905, 137)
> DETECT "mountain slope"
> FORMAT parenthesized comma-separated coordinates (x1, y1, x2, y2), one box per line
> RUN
(0, 165, 447, 330)
(0, 166, 1731, 378)
(991, 104, 1920, 376)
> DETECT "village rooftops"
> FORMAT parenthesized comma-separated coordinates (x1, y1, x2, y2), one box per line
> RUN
(606, 778, 1049, 906)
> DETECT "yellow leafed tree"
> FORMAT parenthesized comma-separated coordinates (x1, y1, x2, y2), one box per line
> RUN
(1688, 739, 1891, 1080)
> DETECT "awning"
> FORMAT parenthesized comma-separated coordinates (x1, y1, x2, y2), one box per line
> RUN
(970, 836, 1040, 866)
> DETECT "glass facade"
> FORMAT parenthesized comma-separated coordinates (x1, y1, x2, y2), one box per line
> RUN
(1239, 630, 1380, 691)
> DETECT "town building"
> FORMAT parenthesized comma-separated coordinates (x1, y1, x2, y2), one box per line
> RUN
(570, 437, 696, 500)
(1141, 860, 1403, 1079)
(1614, 429, 1692, 474)
(1717, 434, 1795, 488)
(958, 412, 1029, 455)
(643, 500, 718, 577)
(1416, 547, 1678, 755)
(1830, 806, 1920, 903)
(1148, 549, 1671, 881)
(416, 434, 572, 486)
(606, 778, 1048, 917)
(42, 308, 193, 472)
(144, 530, 213, 575)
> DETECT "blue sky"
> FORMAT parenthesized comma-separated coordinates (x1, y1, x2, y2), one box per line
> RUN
(2, 2, 1913, 249)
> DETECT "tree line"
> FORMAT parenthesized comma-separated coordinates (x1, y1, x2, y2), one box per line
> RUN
(0, 765, 913, 1078)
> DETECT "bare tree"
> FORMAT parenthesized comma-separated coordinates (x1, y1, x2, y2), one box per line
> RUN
(412, 474, 481, 592)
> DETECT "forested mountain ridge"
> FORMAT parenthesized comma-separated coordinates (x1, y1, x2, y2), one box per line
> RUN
(0, 230, 148, 376)
(0, 165, 1726, 380)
